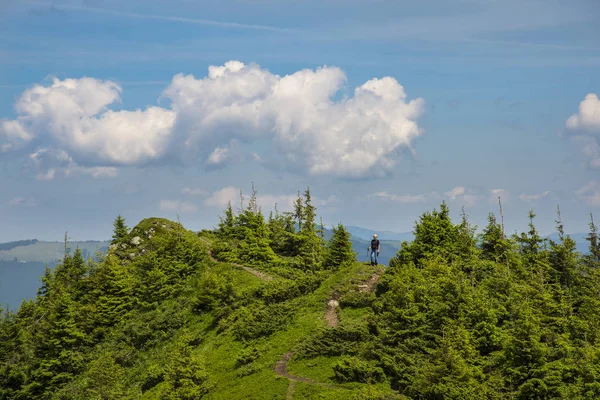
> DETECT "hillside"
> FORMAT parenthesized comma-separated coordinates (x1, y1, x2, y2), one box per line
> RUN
(0, 240, 109, 263)
(2, 193, 600, 399)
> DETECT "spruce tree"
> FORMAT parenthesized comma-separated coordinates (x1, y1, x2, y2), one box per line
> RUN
(293, 191, 304, 231)
(111, 215, 129, 244)
(297, 187, 323, 269)
(586, 213, 600, 264)
(324, 223, 356, 269)
(480, 213, 510, 263)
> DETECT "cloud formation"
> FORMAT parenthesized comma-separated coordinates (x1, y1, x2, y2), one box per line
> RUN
(203, 186, 337, 212)
(0, 61, 425, 179)
(369, 191, 427, 203)
(566, 93, 600, 168)
(576, 181, 600, 207)
(444, 186, 480, 206)
(519, 190, 551, 202)
(159, 200, 198, 213)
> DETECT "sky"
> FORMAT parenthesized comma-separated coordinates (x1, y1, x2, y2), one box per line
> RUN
(1, 0, 599, 242)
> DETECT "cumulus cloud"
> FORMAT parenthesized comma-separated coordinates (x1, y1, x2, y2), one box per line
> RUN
(576, 181, 600, 207)
(1, 61, 425, 179)
(444, 186, 480, 206)
(203, 185, 337, 212)
(25, 148, 118, 180)
(519, 190, 551, 202)
(566, 93, 600, 169)
(369, 191, 427, 203)
(159, 200, 197, 213)
(0, 77, 175, 166)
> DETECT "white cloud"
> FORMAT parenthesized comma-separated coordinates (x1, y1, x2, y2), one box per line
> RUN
(576, 181, 600, 207)
(25, 148, 118, 180)
(443, 186, 481, 206)
(444, 186, 465, 200)
(566, 94, 600, 132)
(566, 93, 600, 169)
(8, 197, 36, 207)
(1, 77, 175, 166)
(489, 188, 509, 204)
(1, 61, 425, 179)
(204, 186, 241, 209)
(203, 186, 337, 212)
(159, 200, 197, 213)
(519, 190, 551, 202)
(369, 191, 427, 203)
(181, 187, 207, 196)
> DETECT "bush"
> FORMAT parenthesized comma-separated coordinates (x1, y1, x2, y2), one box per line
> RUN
(235, 346, 261, 367)
(332, 356, 385, 384)
(256, 279, 300, 304)
(220, 302, 295, 341)
(295, 324, 369, 359)
(339, 290, 376, 309)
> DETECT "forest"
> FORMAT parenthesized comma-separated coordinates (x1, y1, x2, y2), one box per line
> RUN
(1, 185, 600, 399)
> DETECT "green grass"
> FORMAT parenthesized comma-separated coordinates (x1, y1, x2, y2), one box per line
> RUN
(193, 260, 386, 399)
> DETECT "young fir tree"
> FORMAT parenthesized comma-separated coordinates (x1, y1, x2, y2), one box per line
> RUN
(293, 191, 304, 231)
(479, 213, 511, 263)
(111, 215, 129, 245)
(235, 184, 277, 266)
(297, 187, 323, 269)
(217, 201, 236, 239)
(324, 223, 356, 269)
(586, 213, 600, 264)
(391, 202, 458, 267)
(548, 206, 578, 287)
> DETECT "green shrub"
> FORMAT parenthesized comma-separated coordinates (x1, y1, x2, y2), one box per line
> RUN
(295, 324, 369, 359)
(339, 290, 376, 308)
(220, 302, 295, 341)
(235, 346, 261, 367)
(256, 279, 300, 304)
(332, 356, 385, 384)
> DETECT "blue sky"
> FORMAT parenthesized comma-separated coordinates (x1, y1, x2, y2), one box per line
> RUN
(1, 0, 599, 243)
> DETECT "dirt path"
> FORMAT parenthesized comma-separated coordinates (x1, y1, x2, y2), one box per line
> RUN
(198, 236, 272, 281)
(274, 266, 386, 397)
(324, 293, 340, 327)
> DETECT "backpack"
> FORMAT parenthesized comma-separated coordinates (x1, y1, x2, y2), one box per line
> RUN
(371, 239, 379, 249)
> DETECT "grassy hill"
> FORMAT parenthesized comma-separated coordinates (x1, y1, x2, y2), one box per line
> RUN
(2, 194, 600, 399)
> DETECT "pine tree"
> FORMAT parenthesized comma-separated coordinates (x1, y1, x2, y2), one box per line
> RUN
(111, 215, 129, 244)
(586, 213, 600, 264)
(297, 187, 323, 269)
(324, 223, 356, 269)
(293, 191, 304, 231)
(479, 213, 511, 263)
(549, 205, 578, 287)
(217, 201, 236, 239)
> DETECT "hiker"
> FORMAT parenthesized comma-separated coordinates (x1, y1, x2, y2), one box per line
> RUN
(369, 234, 380, 266)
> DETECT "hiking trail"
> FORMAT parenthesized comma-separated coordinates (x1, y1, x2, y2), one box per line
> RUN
(274, 265, 385, 397)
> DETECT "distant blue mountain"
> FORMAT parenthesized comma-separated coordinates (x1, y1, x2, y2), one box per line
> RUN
(346, 226, 413, 242)
(546, 232, 590, 255)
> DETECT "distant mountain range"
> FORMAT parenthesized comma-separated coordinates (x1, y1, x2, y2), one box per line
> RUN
(0, 228, 593, 311)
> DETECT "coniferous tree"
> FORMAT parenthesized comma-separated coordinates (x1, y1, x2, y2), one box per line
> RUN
(111, 215, 129, 244)
(293, 191, 304, 231)
(297, 187, 323, 269)
(324, 223, 356, 269)
(548, 206, 578, 287)
(586, 213, 600, 264)
(479, 213, 511, 263)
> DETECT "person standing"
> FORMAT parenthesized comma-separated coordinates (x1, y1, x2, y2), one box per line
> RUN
(369, 234, 380, 266)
